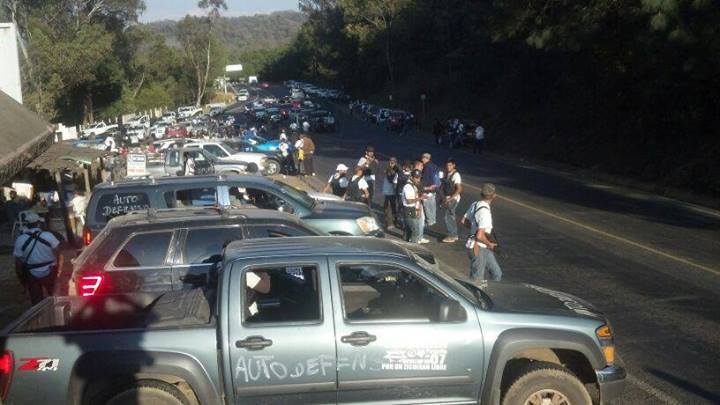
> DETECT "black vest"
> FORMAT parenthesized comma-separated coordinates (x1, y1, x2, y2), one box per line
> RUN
(346, 177, 364, 202)
(330, 174, 348, 197)
(442, 170, 459, 197)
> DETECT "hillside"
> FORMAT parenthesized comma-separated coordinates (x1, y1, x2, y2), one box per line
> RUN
(145, 10, 304, 55)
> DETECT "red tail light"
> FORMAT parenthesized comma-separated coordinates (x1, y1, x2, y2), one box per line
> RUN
(79, 276, 103, 296)
(0, 351, 13, 401)
(82, 226, 93, 246)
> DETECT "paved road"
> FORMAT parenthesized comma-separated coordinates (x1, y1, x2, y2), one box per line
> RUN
(261, 86, 720, 404)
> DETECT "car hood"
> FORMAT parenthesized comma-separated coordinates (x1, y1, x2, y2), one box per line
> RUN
(309, 199, 372, 219)
(307, 191, 343, 201)
(480, 282, 604, 320)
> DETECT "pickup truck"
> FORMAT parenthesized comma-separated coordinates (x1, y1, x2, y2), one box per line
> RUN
(81, 121, 118, 138)
(0, 237, 625, 405)
(144, 147, 255, 177)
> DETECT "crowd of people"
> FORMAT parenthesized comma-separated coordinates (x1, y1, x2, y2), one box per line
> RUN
(321, 144, 502, 282)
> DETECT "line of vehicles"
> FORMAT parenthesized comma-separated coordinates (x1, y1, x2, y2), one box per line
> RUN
(0, 82, 626, 404)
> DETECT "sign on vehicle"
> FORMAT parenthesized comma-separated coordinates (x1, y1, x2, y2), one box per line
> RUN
(126, 153, 147, 177)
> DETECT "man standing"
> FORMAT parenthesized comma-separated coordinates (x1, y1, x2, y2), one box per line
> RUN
(14, 212, 61, 304)
(301, 133, 316, 176)
(420, 153, 441, 227)
(344, 166, 370, 204)
(441, 159, 463, 243)
(357, 145, 379, 202)
(382, 157, 399, 230)
(461, 183, 502, 281)
(402, 170, 428, 244)
(293, 135, 304, 175)
(474, 124, 485, 154)
(323, 164, 349, 197)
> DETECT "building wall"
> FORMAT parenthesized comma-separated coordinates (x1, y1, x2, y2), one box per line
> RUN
(0, 23, 23, 104)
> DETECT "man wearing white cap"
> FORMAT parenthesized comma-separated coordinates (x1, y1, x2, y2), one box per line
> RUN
(13, 212, 61, 304)
(323, 164, 350, 197)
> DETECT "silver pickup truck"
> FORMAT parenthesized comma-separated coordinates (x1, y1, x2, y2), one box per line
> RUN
(0, 237, 625, 404)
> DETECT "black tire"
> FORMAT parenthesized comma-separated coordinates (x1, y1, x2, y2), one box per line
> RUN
(246, 162, 259, 174)
(264, 159, 280, 175)
(106, 380, 187, 405)
(502, 362, 591, 405)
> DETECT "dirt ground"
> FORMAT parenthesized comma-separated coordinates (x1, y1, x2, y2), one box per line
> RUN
(0, 246, 32, 329)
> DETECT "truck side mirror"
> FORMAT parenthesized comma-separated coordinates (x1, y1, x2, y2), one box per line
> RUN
(438, 299, 466, 322)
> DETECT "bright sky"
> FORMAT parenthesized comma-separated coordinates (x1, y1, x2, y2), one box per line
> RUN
(140, 0, 299, 22)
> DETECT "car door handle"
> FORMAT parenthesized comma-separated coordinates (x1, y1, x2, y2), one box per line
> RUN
(179, 274, 206, 284)
(341, 331, 377, 346)
(236, 336, 273, 351)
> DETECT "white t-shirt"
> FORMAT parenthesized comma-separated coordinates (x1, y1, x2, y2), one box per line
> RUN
(464, 200, 492, 248)
(302, 121, 310, 131)
(104, 136, 116, 151)
(475, 126, 485, 140)
(14, 228, 60, 278)
(279, 133, 288, 141)
(382, 172, 398, 195)
(443, 170, 462, 202)
(357, 156, 376, 181)
(402, 183, 419, 208)
(294, 139, 304, 149)
(351, 175, 369, 191)
(279, 142, 289, 157)
(328, 173, 349, 188)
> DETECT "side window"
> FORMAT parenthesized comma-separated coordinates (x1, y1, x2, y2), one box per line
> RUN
(247, 224, 312, 238)
(244, 187, 290, 212)
(113, 232, 172, 268)
(164, 187, 217, 208)
(337, 264, 452, 322)
(183, 227, 244, 264)
(244, 266, 321, 324)
(203, 144, 227, 158)
(94, 192, 151, 223)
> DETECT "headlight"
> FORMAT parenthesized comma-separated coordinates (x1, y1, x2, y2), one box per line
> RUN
(356, 216, 379, 234)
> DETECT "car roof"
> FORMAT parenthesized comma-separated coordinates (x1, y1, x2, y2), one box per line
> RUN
(224, 236, 411, 262)
(105, 206, 303, 228)
(93, 173, 271, 190)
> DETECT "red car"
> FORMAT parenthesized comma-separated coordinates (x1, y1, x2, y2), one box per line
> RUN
(260, 82, 271, 89)
(165, 125, 188, 138)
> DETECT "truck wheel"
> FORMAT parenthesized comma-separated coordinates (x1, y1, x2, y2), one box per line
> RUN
(264, 160, 280, 175)
(502, 362, 591, 405)
(106, 380, 187, 405)
(247, 163, 259, 174)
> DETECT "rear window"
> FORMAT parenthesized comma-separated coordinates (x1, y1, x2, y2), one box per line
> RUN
(94, 192, 151, 223)
(113, 232, 172, 268)
(183, 227, 244, 264)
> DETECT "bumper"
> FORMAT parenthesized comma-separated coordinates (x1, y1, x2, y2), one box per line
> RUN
(596, 366, 627, 404)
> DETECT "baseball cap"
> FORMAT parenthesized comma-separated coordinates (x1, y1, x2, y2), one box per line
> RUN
(411, 169, 422, 178)
(336, 164, 349, 171)
(24, 212, 42, 224)
(480, 183, 496, 197)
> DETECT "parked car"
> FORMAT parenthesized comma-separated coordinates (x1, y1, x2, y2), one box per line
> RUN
(127, 115, 150, 128)
(387, 110, 409, 131)
(309, 110, 337, 132)
(81, 121, 118, 138)
(236, 89, 250, 101)
(123, 125, 147, 145)
(73, 207, 326, 295)
(150, 124, 168, 140)
(165, 125, 189, 138)
(0, 236, 625, 405)
(177, 106, 202, 119)
(260, 81, 270, 89)
(82, 174, 382, 245)
(185, 141, 278, 176)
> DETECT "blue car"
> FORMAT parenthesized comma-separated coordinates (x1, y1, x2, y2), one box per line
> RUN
(241, 134, 293, 153)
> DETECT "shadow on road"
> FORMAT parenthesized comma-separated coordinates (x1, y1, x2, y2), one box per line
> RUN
(645, 367, 720, 403)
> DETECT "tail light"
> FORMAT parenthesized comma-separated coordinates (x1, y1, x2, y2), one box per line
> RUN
(78, 276, 103, 297)
(0, 350, 13, 401)
(82, 226, 93, 246)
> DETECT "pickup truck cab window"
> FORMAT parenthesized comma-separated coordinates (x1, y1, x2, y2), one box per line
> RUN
(203, 144, 228, 158)
(164, 187, 217, 208)
(337, 264, 463, 322)
(245, 188, 292, 213)
(243, 266, 321, 324)
(112, 231, 172, 268)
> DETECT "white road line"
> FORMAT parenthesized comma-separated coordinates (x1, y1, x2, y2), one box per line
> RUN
(627, 373, 682, 405)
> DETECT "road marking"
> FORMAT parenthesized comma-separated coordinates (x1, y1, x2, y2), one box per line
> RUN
(627, 373, 682, 405)
(458, 182, 720, 276)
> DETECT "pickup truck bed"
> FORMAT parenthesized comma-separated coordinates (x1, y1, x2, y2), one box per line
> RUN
(9, 289, 214, 333)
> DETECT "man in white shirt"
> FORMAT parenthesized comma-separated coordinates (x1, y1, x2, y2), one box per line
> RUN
(14, 212, 61, 304)
(473, 124, 485, 154)
(357, 145, 379, 201)
(344, 166, 370, 204)
(461, 183, 502, 281)
(402, 169, 429, 244)
(440, 159, 463, 243)
(293, 137, 305, 175)
(323, 164, 350, 197)
(302, 120, 311, 133)
(103, 135, 117, 152)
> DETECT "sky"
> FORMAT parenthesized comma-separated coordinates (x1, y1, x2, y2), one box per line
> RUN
(140, 0, 299, 22)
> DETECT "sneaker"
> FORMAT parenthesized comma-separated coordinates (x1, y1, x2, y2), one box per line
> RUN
(442, 236, 458, 243)
(418, 238, 430, 244)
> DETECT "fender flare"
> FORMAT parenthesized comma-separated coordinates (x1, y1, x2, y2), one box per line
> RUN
(67, 350, 222, 405)
(480, 328, 605, 405)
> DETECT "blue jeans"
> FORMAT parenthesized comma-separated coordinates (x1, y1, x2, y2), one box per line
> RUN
(423, 194, 437, 226)
(444, 199, 459, 237)
(405, 212, 422, 243)
(468, 248, 502, 281)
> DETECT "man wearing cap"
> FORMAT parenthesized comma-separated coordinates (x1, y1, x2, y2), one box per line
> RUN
(420, 152, 441, 227)
(461, 183, 502, 281)
(13, 212, 61, 304)
(344, 166, 370, 204)
(402, 170, 429, 244)
(323, 164, 350, 197)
